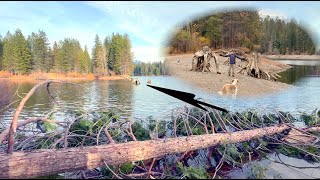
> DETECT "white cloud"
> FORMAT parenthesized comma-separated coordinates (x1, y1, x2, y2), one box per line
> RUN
(85, 1, 170, 61)
(258, 9, 287, 20)
(132, 46, 166, 63)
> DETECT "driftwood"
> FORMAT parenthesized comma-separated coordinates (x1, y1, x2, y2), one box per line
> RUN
(238, 52, 280, 81)
(191, 46, 218, 72)
(192, 51, 210, 72)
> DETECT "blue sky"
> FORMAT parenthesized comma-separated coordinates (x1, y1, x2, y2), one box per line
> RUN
(0, 1, 320, 62)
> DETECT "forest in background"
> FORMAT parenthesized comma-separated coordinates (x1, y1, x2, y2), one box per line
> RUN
(133, 61, 168, 76)
(167, 10, 317, 55)
(0, 30, 134, 75)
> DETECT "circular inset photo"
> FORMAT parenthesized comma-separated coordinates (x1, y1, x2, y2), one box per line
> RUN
(164, 9, 320, 102)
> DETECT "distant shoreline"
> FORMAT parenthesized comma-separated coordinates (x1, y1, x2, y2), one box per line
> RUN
(262, 55, 320, 60)
(0, 72, 127, 82)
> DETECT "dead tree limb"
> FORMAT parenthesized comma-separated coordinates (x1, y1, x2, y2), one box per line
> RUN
(7, 80, 54, 153)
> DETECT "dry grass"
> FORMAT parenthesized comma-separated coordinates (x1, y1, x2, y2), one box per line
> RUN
(0, 71, 12, 78)
(0, 72, 125, 81)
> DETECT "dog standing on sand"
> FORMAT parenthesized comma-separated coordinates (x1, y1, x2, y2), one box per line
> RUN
(218, 79, 239, 99)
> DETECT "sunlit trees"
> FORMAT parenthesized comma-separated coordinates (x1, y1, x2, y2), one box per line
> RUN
(167, 10, 315, 55)
(27, 30, 51, 72)
(92, 34, 105, 74)
(2, 29, 33, 74)
(108, 33, 134, 75)
(0, 30, 134, 75)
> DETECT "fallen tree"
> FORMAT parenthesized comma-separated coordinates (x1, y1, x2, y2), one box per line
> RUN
(0, 124, 295, 179)
(0, 81, 319, 179)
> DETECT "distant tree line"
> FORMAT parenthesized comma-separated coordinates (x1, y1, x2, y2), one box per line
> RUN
(167, 10, 316, 55)
(0, 29, 133, 75)
(133, 61, 168, 76)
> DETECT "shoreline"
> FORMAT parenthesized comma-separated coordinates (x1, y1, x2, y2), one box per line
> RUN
(0, 72, 128, 82)
(165, 53, 293, 97)
(262, 55, 320, 60)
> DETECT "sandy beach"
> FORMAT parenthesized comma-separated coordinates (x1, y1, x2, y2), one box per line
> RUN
(165, 53, 293, 98)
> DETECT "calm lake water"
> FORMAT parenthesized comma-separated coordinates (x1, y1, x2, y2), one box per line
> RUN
(0, 59, 320, 127)
(0, 60, 319, 178)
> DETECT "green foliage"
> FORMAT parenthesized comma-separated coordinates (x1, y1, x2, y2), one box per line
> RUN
(101, 165, 116, 178)
(120, 162, 134, 174)
(176, 162, 209, 179)
(248, 164, 268, 179)
(43, 121, 56, 132)
(276, 144, 319, 162)
(148, 117, 168, 137)
(132, 122, 150, 141)
(167, 10, 315, 55)
(222, 144, 244, 167)
(301, 113, 319, 126)
(0, 30, 133, 75)
(108, 33, 134, 75)
(70, 119, 94, 135)
(1, 29, 33, 74)
(27, 30, 51, 72)
(92, 34, 105, 74)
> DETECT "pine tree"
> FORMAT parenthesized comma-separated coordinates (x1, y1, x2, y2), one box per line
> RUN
(13, 29, 32, 74)
(2, 31, 14, 72)
(53, 41, 62, 73)
(92, 34, 104, 74)
(120, 34, 133, 75)
(45, 46, 54, 72)
(72, 40, 82, 73)
(28, 30, 50, 72)
(104, 36, 111, 74)
(80, 45, 92, 74)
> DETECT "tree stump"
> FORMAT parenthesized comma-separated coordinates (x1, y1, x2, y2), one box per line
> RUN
(191, 50, 212, 72)
(238, 52, 280, 81)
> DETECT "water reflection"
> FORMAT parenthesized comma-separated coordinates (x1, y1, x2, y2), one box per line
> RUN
(0, 80, 135, 127)
(0, 70, 320, 127)
(276, 60, 320, 84)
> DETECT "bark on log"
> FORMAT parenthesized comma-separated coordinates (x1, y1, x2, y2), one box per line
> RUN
(0, 124, 290, 179)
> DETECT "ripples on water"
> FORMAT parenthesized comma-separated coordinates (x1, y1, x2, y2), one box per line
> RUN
(0, 60, 319, 178)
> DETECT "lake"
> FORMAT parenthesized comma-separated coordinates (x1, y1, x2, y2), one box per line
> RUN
(0, 60, 319, 178)
(0, 60, 320, 127)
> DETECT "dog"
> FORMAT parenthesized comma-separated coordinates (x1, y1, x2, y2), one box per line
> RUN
(218, 79, 239, 99)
